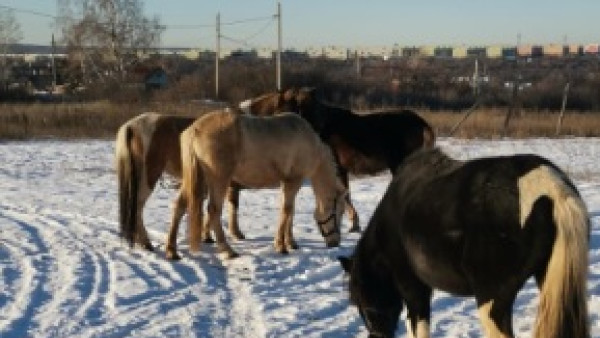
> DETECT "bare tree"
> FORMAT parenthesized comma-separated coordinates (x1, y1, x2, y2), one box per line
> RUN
(0, 8, 22, 89)
(56, 0, 164, 84)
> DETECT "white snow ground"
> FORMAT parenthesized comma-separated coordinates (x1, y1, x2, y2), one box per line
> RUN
(0, 137, 599, 337)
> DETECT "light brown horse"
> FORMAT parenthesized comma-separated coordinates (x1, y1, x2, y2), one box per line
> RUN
(115, 112, 246, 253)
(167, 110, 347, 259)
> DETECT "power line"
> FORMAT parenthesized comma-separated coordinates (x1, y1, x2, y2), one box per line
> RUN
(1, 4, 274, 31)
(0, 4, 56, 19)
(220, 18, 275, 48)
(222, 15, 275, 26)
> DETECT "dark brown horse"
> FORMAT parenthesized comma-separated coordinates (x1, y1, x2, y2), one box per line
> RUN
(339, 148, 589, 337)
(241, 88, 435, 232)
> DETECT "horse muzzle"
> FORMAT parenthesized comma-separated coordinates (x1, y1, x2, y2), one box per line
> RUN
(325, 232, 341, 247)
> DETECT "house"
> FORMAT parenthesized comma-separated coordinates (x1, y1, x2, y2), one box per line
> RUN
(144, 67, 167, 90)
(128, 65, 167, 90)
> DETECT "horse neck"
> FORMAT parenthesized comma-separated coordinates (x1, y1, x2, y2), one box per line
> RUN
(319, 102, 352, 120)
(351, 226, 398, 303)
(250, 94, 279, 116)
(404, 149, 461, 180)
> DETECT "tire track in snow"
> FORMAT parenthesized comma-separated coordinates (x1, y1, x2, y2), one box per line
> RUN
(0, 201, 255, 337)
(0, 207, 53, 337)
(223, 255, 268, 337)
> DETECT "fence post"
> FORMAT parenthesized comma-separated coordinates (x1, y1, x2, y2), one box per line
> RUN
(555, 82, 570, 136)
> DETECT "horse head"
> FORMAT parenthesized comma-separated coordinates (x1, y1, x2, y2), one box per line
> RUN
(339, 254, 403, 337)
(292, 87, 328, 131)
(240, 88, 308, 116)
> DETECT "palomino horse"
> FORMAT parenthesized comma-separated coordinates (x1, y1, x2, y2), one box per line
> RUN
(339, 148, 589, 338)
(115, 112, 247, 253)
(241, 88, 436, 232)
(167, 110, 347, 259)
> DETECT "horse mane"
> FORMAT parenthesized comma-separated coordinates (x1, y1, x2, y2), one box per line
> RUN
(398, 147, 462, 177)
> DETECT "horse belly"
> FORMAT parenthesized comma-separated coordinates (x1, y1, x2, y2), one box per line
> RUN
(235, 140, 313, 187)
(407, 241, 472, 296)
(232, 160, 283, 188)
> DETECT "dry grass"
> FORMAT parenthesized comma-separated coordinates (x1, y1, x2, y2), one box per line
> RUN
(0, 101, 225, 139)
(1, 102, 599, 140)
(420, 108, 600, 139)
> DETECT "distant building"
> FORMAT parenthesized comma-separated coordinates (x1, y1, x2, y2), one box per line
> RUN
(486, 45, 503, 58)
(356, 46, 390, 59)
(517, 44, 532, 57)
(401, 47, 421, 58)
(543, 44, 564, 57)
(144, 67, 168, 90)
(322, 46, 349, 60)
(567, 44, 583, 56)
(420, 45, 435, 57)
(467, 47, 487, 58)
(434, 47, 453, 58)
(531, 45, 543, 58)
(453, 46, 467, 58)
(584, 44, 599, 55)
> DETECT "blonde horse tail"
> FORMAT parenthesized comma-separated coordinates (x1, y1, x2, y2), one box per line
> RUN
(116, 126, 140, 247)
(180, 133, 205, 252)
(532, 167, 589, 338)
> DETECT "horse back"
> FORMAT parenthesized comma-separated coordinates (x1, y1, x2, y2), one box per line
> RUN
(236, 113, 325, 181)
(322, 108, 434, 174)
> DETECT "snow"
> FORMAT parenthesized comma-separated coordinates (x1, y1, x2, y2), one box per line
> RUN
(1, 137, 599, 337)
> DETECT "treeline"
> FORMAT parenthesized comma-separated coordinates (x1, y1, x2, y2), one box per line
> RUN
(102, 55, 600, 112)
(3, 54, 600, 112)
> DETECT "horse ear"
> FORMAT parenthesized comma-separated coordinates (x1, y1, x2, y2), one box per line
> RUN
(338, 256, 353, 273)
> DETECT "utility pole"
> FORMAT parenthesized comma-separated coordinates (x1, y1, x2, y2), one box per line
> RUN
(276, 1, 282, 91)
(215, 12, 220, 99)
(51, 33, 57, 93)
(355, 50, 361, 78)
(472, 58, 479, 96)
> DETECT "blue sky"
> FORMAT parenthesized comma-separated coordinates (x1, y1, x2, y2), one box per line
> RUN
(2, 0, 598, 48)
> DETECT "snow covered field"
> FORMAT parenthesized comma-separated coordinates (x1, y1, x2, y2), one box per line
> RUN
(1, 137, 599, 337)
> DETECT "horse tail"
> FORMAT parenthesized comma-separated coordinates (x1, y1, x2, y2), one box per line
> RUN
(180, 131, 205, 252)
(116, 125, 141, 247)
(527, 166, 589, 338)
(422, 123, 435, 148)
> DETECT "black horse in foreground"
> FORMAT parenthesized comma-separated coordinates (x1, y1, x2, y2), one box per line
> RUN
(242, 88, 435, 232)
(339, 148, 589, 338)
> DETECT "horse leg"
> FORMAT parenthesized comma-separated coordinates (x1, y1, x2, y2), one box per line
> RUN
(340, 169, 360, 233)
(206, 180, 239, 259)
(165, 189, 186, 260)
(396, 271, 432, 338)
(474, 293, 516, 338)
(464, 242, 523, 337)
(275, 179, 303, 253)
(226, 183, 245, 240)
(403, 295, 432, 338)
(135, 179, 154, 251)
(469, 275, 521, 337)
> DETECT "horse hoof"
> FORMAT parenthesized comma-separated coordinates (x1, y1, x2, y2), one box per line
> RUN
(233, 233, 246, 241)
(203, 237, 215, 244)
(224, 251, 240, 259)
(141, 243, 155, 251)
(166, 252, 181, 261)
(348, 225, 361, 233)
(276, 248, 289, 255)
